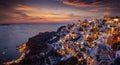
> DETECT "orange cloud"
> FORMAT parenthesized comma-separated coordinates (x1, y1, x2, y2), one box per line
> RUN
(60, 0, 106, 7)
(63, 1, 90, 7)
(15, 4, 33, 11)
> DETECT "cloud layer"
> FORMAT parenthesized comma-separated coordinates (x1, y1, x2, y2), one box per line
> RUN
(0, 0, 119, 23)
(59, 0, 120, 15)
(0, 0, 31, 22)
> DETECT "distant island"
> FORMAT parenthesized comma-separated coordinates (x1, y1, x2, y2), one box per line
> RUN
(3, 16, 120, 65)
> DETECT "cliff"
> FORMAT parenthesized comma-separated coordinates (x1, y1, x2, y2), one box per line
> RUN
(3, 16, 120, 65)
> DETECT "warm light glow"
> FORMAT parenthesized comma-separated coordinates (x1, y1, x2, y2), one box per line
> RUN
(111, 27, 115, 34)
(58, 49, 65, 55)
(113, 18, 119, 22)
(4, 43, 27, 65)
(17, 43, 27, 53)
(40, 14, 70, 18)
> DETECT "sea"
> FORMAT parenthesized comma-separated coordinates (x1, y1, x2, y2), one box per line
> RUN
(0, 23, 68, 64)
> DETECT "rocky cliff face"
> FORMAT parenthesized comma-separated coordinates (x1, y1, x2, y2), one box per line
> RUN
(3, 31, 60, 65)
(3, 26, 83, 65)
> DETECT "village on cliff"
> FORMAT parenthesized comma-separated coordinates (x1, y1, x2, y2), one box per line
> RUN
(4, 16, 120, 65)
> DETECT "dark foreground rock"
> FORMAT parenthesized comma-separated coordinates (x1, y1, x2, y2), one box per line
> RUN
(3, 31, 77, 65)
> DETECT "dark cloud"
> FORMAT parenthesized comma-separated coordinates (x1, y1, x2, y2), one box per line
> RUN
(59, 0, 120, 15)
(60, 0, 120, 6)
(0, 0, 29, 21)
(0, 0, 27, 12)
(59, 0, 108, 7)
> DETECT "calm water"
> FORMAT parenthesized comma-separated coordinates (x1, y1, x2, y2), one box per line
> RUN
(0, 23, 67, 64)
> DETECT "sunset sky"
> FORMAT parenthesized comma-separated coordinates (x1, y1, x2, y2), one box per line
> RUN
(0, 0, 120, 23)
